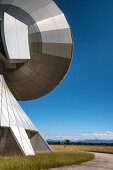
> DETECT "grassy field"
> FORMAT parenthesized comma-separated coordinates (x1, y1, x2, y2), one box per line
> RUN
(1, 145, 112, 170)
(51, 145, 113, 154)
(0, 151, 94, 170)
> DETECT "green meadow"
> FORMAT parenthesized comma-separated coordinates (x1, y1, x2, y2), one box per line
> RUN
(0, 151, 94, 170)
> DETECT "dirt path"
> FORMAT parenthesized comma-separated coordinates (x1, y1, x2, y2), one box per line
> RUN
(49, 152, 113, 170)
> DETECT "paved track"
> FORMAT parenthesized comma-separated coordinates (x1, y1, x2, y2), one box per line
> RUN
(49, 152, 113, 170)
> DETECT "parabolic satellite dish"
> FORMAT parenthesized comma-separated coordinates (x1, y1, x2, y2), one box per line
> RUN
(0, 0, 73, 155)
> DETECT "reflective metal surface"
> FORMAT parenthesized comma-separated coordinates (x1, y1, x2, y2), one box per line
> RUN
(0, 0, 73, 101)
(0, 75, 37, 131)
(0, 0, 73, 156)
(1, 12, 30, 63)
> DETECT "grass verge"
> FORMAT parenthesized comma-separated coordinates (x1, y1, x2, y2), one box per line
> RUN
(0, 151, 94, 170)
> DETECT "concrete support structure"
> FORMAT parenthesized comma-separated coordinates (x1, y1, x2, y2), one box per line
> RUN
(0, 75, 51, 155)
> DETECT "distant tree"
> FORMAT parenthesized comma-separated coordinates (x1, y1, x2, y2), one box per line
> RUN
(57, 141, 61, 145)
(65, 140, 70, 145)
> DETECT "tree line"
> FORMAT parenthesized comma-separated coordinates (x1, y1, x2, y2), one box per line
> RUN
(47, 140, 113, 146)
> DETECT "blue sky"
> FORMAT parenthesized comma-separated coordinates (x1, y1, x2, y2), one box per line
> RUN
(20, 0, 113, 140)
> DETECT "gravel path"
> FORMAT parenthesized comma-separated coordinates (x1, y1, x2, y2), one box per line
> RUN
(49, 152, 113, 170)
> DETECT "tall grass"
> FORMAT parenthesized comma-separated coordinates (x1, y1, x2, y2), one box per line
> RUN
(0, 151, 94, 170)
(51, 145, 113, 154)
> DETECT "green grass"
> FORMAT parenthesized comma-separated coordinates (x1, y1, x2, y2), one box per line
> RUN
(0, 151, 94, 170)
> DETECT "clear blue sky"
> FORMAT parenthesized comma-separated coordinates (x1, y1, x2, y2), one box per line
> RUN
(20, 0, 113, 137)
